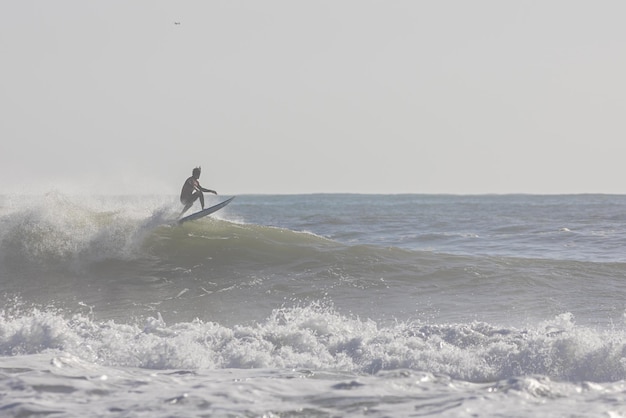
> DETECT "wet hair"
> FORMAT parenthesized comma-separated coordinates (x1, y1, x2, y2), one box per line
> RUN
(192, 167, 201, 176)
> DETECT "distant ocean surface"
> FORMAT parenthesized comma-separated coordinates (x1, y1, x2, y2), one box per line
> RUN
(1, 193, 626, 417)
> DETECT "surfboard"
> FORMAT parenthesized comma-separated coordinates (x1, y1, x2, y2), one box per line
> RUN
(178, 196, 235, 224)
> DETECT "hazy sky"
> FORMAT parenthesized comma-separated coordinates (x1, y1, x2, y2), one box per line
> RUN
(1, 1, 625, 195)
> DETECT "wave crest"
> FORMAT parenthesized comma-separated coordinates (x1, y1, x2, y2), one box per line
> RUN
(0, 194, 174, 270)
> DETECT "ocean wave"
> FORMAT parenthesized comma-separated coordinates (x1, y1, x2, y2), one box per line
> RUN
(4, 194, 625, 276)
(0, 196, 425, 284)
(1, 305, 625, 384)
(0, 194, 347, 270)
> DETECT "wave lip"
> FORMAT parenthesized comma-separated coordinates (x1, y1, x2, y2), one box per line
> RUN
(0, 194, 172, 271)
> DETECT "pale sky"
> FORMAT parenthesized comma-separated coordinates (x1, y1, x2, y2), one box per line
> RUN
(1, 1, 625, 195)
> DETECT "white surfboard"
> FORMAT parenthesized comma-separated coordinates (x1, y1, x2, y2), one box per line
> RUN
(178, 196, 235, 224)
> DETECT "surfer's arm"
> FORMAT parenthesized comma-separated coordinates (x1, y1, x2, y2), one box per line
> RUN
(195, 182, 216, 194)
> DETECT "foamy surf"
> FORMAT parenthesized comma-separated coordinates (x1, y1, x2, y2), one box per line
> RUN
(1, 305, 625, 416)
(1, 305, 625, 381)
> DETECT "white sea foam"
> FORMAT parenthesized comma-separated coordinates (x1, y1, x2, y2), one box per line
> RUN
(0, 305, 624, 383)
(1, 306, 626, 417)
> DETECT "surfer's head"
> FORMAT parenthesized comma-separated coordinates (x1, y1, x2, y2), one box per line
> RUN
(192, 167, 201, 178)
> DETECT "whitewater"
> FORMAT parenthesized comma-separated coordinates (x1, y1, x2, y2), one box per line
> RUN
(1, 193, 625, 417)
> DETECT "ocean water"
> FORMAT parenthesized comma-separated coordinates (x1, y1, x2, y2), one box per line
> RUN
(1, 193, 626, 417)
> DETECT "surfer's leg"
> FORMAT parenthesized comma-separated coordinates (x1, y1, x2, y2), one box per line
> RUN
(198, 192, 205, 209)
(179, 194, 199, 216)
(180, 202, 193, 217)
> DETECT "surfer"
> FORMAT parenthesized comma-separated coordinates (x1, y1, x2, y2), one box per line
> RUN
(179, 167, 217, 217)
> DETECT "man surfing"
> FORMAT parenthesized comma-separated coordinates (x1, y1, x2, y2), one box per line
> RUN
(179, 166, 217, 217)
